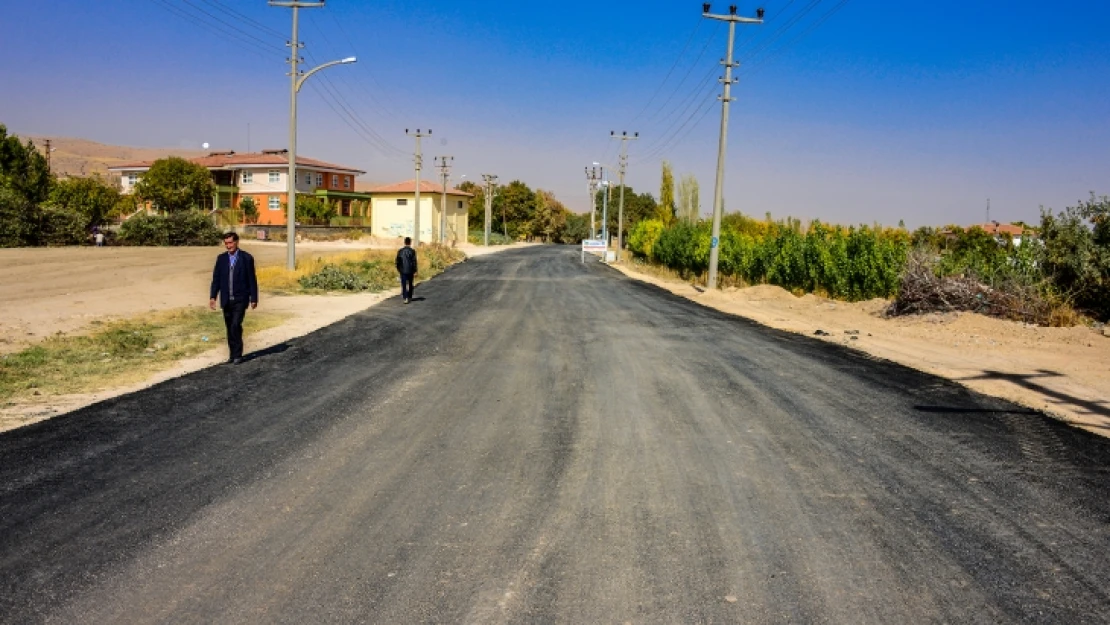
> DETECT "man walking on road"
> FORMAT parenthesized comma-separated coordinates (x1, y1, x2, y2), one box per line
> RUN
(209, 232, 258, 364)
(396, 237, 418, 304)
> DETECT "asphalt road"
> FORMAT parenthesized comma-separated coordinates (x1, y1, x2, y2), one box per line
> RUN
(2, 246, 1109, 624)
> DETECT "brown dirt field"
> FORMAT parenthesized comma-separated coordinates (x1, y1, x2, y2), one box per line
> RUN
(611, 261, 1110, 438)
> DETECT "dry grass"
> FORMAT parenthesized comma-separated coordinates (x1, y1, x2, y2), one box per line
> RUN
(0, 308, 287, 403)
(257, 251, 377, 292)
(258, 246, 466, 295)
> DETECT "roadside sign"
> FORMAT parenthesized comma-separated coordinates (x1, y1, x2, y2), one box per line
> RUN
(581, 239, 606, 263)
(711, 236, 719, 248)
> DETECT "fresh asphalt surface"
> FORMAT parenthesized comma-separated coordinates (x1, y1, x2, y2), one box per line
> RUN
(1, 246, 1109, 624)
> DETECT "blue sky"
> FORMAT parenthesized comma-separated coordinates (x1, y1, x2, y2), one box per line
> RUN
(2, 0, 1109, 227)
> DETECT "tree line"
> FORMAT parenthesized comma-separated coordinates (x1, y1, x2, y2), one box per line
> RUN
(0, 126, 224, 246)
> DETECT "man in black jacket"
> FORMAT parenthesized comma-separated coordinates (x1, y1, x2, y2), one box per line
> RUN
(209, 232, 259, 364)
(395, 236, 418, 304)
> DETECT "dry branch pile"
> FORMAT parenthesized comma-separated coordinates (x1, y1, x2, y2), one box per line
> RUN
(887, 250, 1053, 324)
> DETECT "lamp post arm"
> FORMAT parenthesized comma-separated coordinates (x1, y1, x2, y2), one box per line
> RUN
(296, 57, 357, 92)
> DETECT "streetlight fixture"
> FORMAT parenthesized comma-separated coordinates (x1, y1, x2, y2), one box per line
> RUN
(593, 161, 614, 246)
(284, 55, 357, 270)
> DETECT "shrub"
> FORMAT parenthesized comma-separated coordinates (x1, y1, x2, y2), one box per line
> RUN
(239, 196, 258, 224)
(299, 265, 372, 291)
(628, 219, 665, 260)
(296, 196, 337, 225)
(119, 210, 221, 246)
(39, 208, 88, 246)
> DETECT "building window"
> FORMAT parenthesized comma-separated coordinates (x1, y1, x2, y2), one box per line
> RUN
(127, 173, 137, 186)
(457, 200, 463, 209)
(269, 170, 280, 184)
(331, 174, 339, 187)
(242, 171, 253, 184)
(316, 173, 323, 186)
(220, 196, 231, 209)
(343, 176, 350, 189)
(305, 173, 313, 185)
(268, 195, 280, 210)
(397, 198, 408, 206)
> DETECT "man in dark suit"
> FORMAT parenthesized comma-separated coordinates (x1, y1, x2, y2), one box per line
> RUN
(209, 232, 259, 365)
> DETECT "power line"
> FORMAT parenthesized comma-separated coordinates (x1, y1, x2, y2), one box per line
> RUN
(741, 0, 853, 76)
(630, 18, 703, 123)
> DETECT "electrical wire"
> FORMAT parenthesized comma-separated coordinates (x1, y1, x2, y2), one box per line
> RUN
(629, 18, 703, 124)
(740, 0, 852, 76)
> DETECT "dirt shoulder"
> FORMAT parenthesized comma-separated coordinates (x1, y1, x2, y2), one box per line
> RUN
(609, 261, 1110, 437)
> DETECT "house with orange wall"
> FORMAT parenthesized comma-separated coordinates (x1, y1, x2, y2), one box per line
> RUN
(109, 149, 370, 226)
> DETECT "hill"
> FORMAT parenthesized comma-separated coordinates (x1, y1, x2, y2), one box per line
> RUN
(19, 134, 206, 179)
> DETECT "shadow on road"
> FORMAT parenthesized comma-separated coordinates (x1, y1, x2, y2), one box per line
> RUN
(956, 369, 1110, 427)
(914, 405, 1042, 416)
(243, 342, 291, 363)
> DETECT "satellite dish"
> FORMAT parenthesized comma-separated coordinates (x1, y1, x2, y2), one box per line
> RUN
(202, 142, 210, 149)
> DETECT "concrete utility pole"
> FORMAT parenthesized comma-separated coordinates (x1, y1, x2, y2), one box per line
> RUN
(481, 174, 498, 246)
(406, 129, 431, 245)
(435, 156, 454, 244)
(585, 166, 601, 239)
(271, 0, 355, 270)
(703, 3, 763, 289)
(43, 139, 53, 173)
(611, 131, 639, 262)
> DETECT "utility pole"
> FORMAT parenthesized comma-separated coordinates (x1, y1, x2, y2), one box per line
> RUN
(481, 174, 498, 246)
(585, 166, 601, 239)
(611, 131, 639, 261)
(986, 198, 991, 224)
(703, 3, 763, 289)
(43, 139, 52, 173)
(602, 170, 610, 246)
(406, 129, 431, 245)
(436, 155, 454, 244)
(270, 0, 326, 270)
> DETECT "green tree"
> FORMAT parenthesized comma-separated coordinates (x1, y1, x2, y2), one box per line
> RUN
(493, 180, 535, 239)
(239, 196, 259, 224)
(560, 212, 590, 244)
(294, 195, 336, 225)
(0, 187, 38, 247)
(47, 175, 120, 230)
(658, 161, 676, 224)
(0, 125, 52, 205)
(134, 156, 214, 213)
(531, 189, 568, 242)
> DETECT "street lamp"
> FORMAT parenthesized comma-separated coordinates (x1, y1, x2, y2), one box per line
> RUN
(593, 161, 614, 246)
(285, 55, 357, 270)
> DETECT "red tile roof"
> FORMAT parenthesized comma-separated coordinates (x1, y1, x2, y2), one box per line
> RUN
(107, 151, 364, 174)
(367, 180, 474, 197)
(973, 223, 1025, 236)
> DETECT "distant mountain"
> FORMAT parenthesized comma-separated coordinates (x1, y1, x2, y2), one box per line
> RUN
(19, 134, 206, 179)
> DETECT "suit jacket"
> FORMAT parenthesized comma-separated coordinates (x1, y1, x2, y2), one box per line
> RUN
(210, 249, 259, 308)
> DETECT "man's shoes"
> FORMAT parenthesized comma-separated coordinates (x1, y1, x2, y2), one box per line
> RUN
(232, 357, 244, 365)
(404, 298, 410, 304)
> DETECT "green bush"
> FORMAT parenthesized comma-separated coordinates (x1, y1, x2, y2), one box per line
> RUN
(39, 208, 89, 246)
(296, 196, 337, 225)
(628, 219, 665, 260)
(299, 265, 372, 291)
(119, 210, 222, 246)
(647, 215, 909, 300)
(467, 229, 513, 245)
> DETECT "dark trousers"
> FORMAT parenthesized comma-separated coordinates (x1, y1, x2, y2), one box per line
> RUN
(222, 300, 249, 359)
(400, 273, 415, 300)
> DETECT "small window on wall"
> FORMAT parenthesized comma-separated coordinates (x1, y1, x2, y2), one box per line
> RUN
(332, 174, 339, 187)
(242, 171, 253, 184)
(268, 195, 281, 210)
(305, 173, 313, 185)
(316, 173, 323, 186)
(343, 176, 350, 189)
(269, 170, 280, 184)
(457, 200, 463, 209)
(397, 199, 408, 206)
(127, 173, 138, 186)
